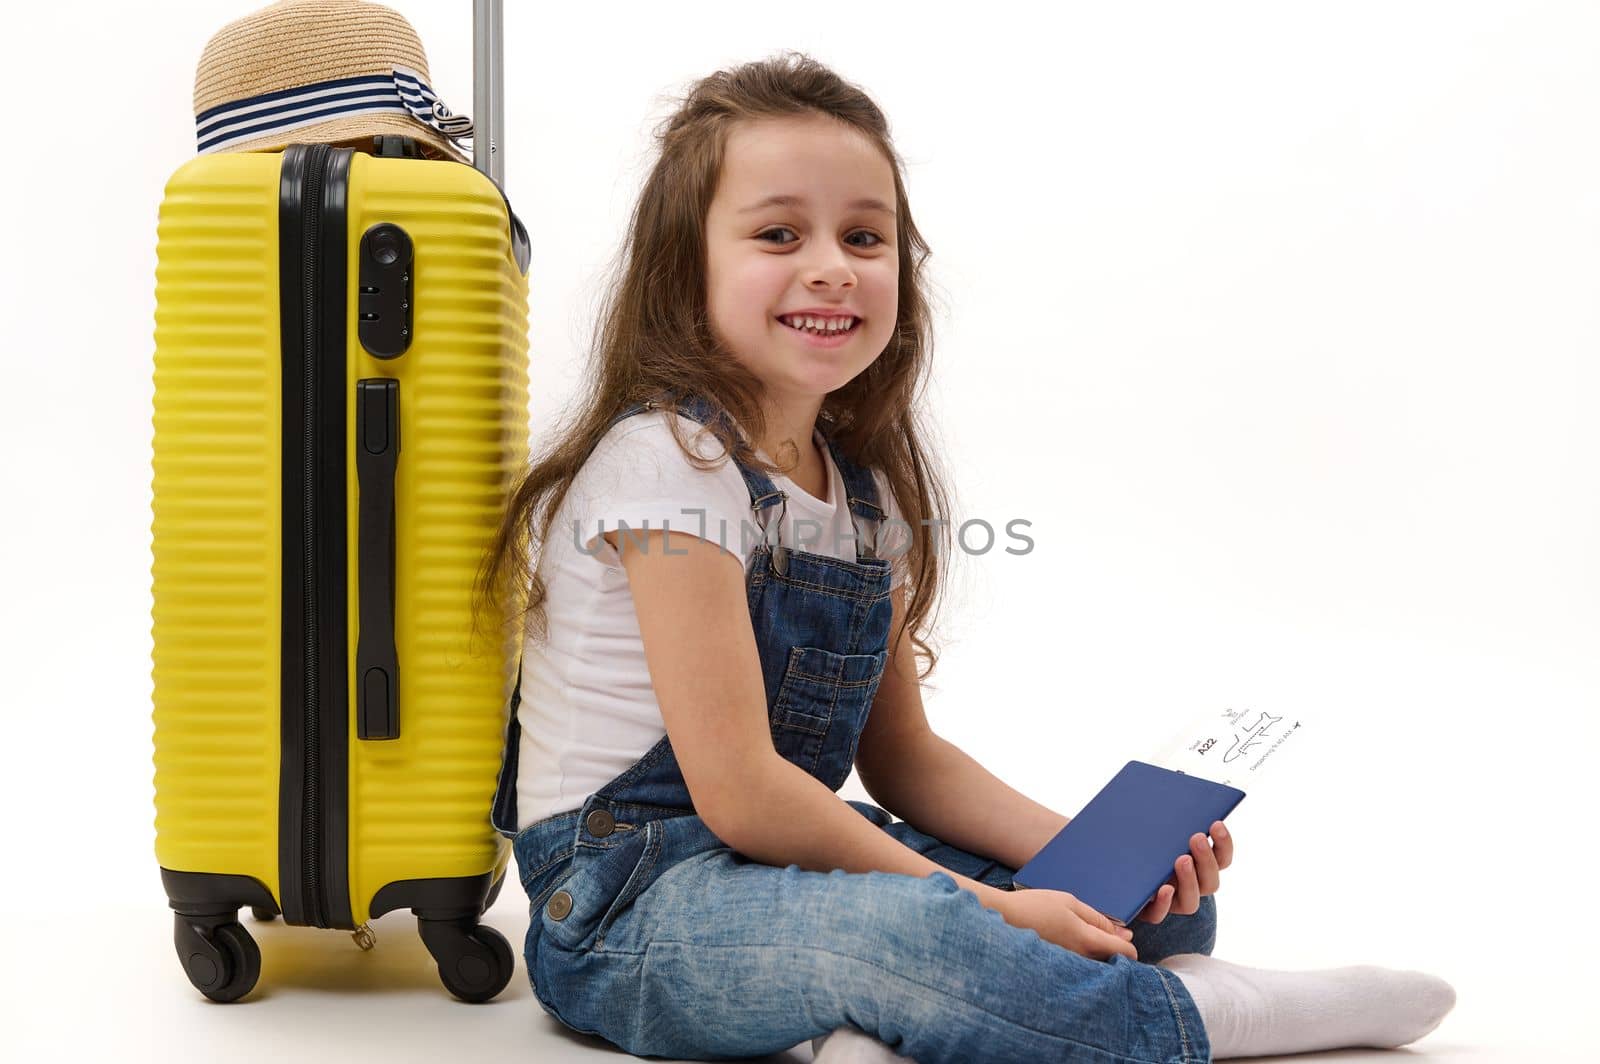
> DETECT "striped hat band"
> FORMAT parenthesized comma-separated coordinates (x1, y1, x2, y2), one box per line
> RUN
(196, 64, 472, 155)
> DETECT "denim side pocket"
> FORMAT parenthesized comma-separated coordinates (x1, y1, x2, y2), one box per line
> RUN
(594, 819, 663, 952)
(540, 822, 659, 954)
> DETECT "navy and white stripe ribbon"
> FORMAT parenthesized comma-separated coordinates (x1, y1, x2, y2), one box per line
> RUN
(196, 65, 472, 154)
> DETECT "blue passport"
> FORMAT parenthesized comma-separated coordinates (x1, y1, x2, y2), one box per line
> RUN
(1013, 760, 1246, 926)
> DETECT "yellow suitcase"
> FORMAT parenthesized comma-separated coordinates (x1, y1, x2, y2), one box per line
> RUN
(150, 136, 529, 1002)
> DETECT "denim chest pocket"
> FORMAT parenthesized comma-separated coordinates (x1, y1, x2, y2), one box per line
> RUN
(770, 646, 890, 781)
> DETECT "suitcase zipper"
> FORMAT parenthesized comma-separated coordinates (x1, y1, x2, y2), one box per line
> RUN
(299, 142, 328, 929)
(279, 143, 352, 931)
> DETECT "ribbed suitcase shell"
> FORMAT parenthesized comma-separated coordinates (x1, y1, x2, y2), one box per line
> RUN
(151, 150, 528, 931)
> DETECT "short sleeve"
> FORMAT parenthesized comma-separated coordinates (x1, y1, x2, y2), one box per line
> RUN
(873, 470, 912, 593)
(567, 413, 753, 568)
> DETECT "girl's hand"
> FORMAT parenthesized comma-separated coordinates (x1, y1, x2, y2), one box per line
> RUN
(993, 887, 1139, 962)
(1134, 820, 1234, 925)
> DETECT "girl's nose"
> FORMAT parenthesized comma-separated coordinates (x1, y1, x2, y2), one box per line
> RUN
(807, 268, 855, 291)
(804, 251, 856, 290)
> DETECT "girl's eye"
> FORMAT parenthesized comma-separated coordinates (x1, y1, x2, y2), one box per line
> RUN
(755, 227, 887, 249)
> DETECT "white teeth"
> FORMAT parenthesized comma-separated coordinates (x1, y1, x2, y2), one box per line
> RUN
(782, 314, 854, 334)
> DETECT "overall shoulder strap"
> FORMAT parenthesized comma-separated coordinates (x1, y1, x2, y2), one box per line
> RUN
(821, 431, 887, 524)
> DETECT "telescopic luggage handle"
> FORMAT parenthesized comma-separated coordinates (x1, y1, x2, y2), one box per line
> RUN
(472, 0, 529, 271)
(473, 0, 503, 185)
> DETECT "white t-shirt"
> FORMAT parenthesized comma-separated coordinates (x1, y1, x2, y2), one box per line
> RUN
(513, 410, 908, 830)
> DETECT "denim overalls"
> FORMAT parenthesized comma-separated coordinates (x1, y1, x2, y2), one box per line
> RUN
(490, 394, 1216, 1063)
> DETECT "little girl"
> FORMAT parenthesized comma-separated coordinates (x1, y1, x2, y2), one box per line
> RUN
(478, 53, 1456, 1063)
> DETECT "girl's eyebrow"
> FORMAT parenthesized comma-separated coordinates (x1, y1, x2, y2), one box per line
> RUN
(739, 193, 896, 218)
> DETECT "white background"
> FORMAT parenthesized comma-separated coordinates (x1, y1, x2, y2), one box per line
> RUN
(1, 1, 1594, 1061)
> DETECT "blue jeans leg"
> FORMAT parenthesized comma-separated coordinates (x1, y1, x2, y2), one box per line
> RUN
(531, 843, 1210, 1063)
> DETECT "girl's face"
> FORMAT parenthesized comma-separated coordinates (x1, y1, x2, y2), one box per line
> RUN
(704, 114, 899, 410)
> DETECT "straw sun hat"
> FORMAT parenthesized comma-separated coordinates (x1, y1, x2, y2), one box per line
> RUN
(194, 0, 473, 162)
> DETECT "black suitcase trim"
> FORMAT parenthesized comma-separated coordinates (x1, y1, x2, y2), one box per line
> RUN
(161, 868, 278, 916)
(277, 143, 355, 930)
(368, 870, 504, 920)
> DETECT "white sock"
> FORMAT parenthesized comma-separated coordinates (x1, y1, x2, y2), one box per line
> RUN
(1156, 953, 1456, 1060)
(811, 1025, 911, 1063)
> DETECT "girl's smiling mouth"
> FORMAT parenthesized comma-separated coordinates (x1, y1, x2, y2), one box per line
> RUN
(776, 313, 861, 346)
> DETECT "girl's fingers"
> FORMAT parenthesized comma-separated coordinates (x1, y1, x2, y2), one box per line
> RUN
(1097, 930, 1139, 961)
(1191, 832, 1222, 895)
(1080, 915, 1138, 960)
(1137, 883, 1175, 925)
(1211, 821, 1234, 870)
(1068, 895, 1136, 940)
(1173, 853, 1200, 914)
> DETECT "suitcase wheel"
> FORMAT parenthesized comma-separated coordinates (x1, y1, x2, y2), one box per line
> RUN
(173, 914, 261, 1004)
(418, 917, 514, 1004)
(249, 905, 278, 923)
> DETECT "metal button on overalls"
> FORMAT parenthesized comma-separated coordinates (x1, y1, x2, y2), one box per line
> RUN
(547, 890, 573, 920)
(585, 809, 615, 837)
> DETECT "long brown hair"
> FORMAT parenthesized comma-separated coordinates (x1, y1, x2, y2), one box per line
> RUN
(477, 51, 956, 680)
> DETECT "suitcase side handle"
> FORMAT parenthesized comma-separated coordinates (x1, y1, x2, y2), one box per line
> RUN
(356, 379, 401, 741)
